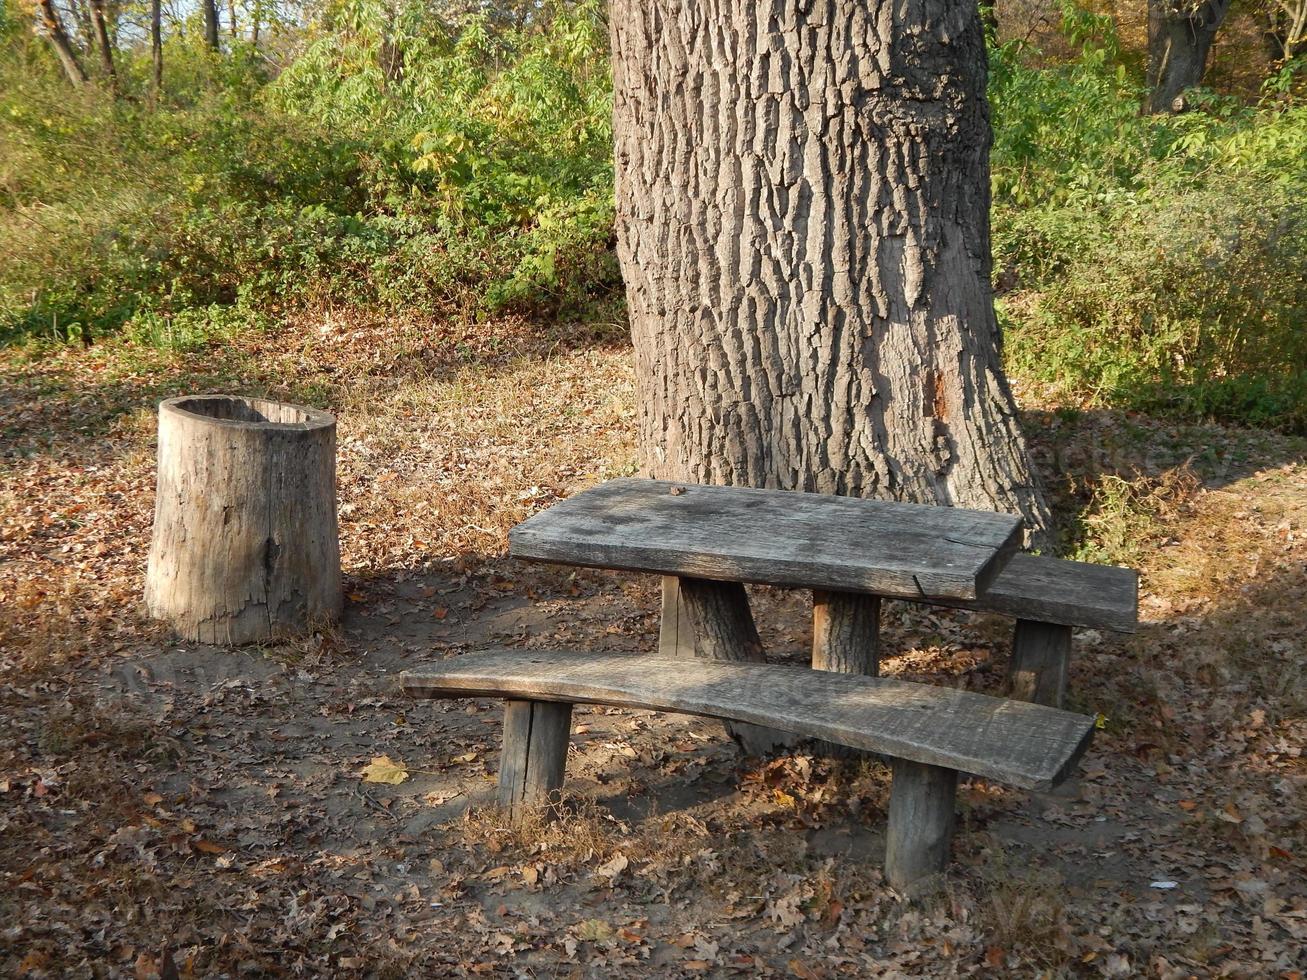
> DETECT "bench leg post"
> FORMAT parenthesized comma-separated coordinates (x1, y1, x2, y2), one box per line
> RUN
(1008, 619, 1073, 708)
(811, 590, 880, 757)
(678, 576, 797, 756)
(885, 759, 958, 894)
(498, 699, 573, 820)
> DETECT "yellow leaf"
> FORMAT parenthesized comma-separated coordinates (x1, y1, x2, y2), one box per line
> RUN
(361, 755, 409, 785)
(1094, 713, 1108, 730)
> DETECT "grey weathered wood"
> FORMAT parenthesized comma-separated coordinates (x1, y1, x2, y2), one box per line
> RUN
(402, 650, 1094, 791)
(1008, 619, 1074, 708)
(498, 699, 573, 819)
(510, 479, 1023, 601)
(811, 590, 881, 758)
(923, 553, 1138, 633)
(812, 591, 881, 676)
(678, 577, 795, 755)
(885, 760, 959, 894)
(658, 576, 695, 659)
(145, 395, 342, 645)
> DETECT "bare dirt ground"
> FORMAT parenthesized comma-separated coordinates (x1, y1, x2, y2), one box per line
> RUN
(2, 316, 1305, 977)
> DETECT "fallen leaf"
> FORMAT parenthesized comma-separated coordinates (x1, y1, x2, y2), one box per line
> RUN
(576, 919, 613, 942)
(192, 839, 226, 855)
(361, 755, 409, 785)
(595, 852, 628, 881)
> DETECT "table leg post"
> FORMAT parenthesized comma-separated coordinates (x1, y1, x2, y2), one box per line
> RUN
(812, 590, 880, 676)
(498, 699, 573, 822)
(658, 575, 696, 659)
(811, 590, 880, 758)
(678, 576, 796, 755)
(1008, 619, 1072, 708)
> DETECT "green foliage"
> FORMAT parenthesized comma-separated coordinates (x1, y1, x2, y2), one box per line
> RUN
(0, 0, 617, 346)
(2, 0, 1304, 435)
(991, 28, 1307, 433)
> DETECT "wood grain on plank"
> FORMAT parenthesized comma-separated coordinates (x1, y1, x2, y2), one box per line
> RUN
(402, 650, 1094, 791)
(509, 479, 1023, 601)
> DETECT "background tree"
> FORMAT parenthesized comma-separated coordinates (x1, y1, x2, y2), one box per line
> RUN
(203, 0, 220, 49)
(1262, 0, 1307, 62)
(1147, 0, 1232, 112)
(150, 0, 162, 91)
(36, 0, 89, 85)
(88, 0, 117, 89)
(610, 0, 1052, 539)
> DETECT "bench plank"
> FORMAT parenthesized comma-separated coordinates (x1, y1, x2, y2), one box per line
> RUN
(925, 553, 1138, 633)
(402, 650, 1095, 791)
(509, 478, 1023, 601)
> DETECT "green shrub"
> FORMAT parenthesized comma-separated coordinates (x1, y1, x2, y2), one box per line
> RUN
(991, 25, 1307, 433)
(0, 0, 617, 343)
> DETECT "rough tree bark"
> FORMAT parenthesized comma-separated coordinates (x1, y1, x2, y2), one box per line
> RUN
(1147, 0, 1231, 113)
(37, 0, 90, 87)
(610, 0, 1051, 541)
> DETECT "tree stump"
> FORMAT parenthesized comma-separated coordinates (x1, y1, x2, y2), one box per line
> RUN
(145, 395, 342, 644)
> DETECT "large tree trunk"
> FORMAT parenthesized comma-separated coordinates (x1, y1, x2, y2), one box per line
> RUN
(37, 0, 90, 87)
(1147, 0, 1231, 113)
(610, 0, 1051, 542)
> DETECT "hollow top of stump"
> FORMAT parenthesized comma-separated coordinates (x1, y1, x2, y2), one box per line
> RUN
(160, 395, 335, 431)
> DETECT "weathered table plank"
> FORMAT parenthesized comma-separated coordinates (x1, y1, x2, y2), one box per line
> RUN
(402, 649, 1095, 791)
(509, 479, 1023, 601)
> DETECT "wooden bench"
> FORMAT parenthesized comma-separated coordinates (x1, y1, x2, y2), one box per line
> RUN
(662, 552, 1139, 709)
(401, 649, 1096, 892)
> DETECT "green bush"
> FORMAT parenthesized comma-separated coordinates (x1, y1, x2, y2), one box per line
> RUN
(990, 23, 1307, 433)
(0, 0, 617, 344)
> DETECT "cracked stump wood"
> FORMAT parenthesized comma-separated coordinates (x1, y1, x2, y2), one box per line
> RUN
(679, 577, 796, 756)
(145, 395, 342, 645)
(498, 700, 573, 819)
(611, 0, 1051, 542)
(885, 759, 959, 894)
